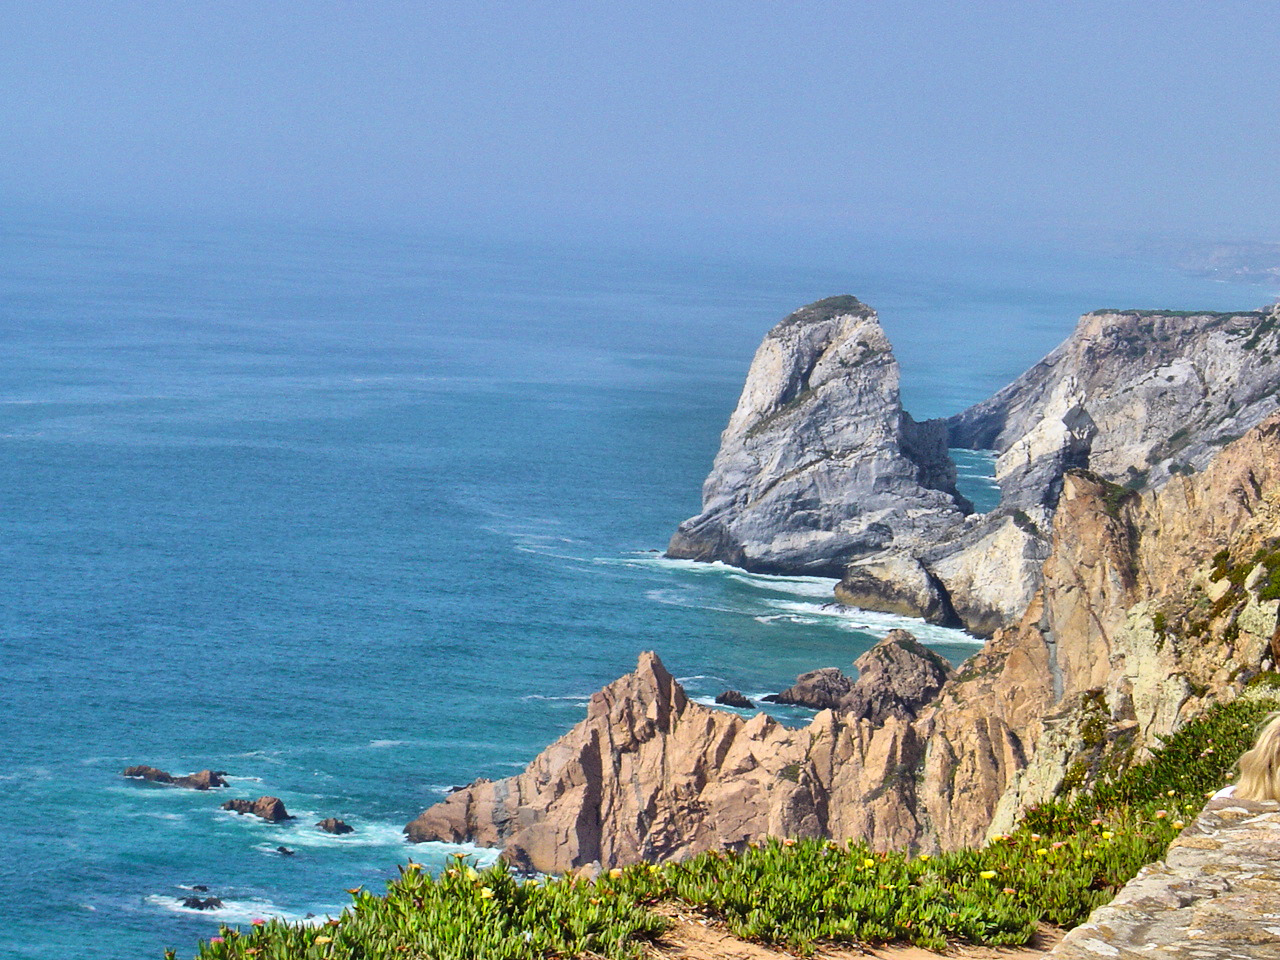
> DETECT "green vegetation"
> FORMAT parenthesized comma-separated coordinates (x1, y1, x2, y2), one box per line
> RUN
(176, 697, 1280, 960)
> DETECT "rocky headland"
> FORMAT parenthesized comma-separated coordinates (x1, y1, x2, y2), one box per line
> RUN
(674, 297, 1280, 637)
(408, 297, 1280, 878)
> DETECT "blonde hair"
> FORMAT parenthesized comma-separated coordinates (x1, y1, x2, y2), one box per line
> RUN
(1235, 712, 1280, 802)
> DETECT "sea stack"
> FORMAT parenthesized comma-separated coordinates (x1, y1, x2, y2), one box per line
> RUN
(667, 296, 970, 577)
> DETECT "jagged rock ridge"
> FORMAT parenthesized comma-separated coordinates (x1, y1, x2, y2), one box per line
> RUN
(667, 296, 970, 578)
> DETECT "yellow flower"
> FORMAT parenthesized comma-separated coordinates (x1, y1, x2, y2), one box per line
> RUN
(609, 868, 623, 879)
(1167, 789, 1176, 796)
(783, 838, 796, 847)
(918, 854, 930, 862)
(648, 864, 660, 874)
(979, 870, 997, 879)
(479, 887, 494, 899)
(1155, 810, 1168, 819)
(1035, 848, 1048, 857)
(314, 937, 333, 945)
(1172, 820, 1185, 829)
(1101, 831, 1113, 840)
(862, 858, 876, 868)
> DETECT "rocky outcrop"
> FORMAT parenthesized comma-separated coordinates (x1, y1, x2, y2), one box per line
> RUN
(835, 552, 959, 626)
(667, 296, 970, 577)
(842, 629, 953, 724)
(949, 305, 1280, 501)
(673, 297, 1280, 636)
(414, 416, 1280, 871)
(122, 766, 227, 790)
(181, 896, 224, 911)
(762, 667, 854, 710)
(715, 690, 753, 709)
(406, 650, 926, 872)
(316, 818, 354, 834)
(1049, 797, 1280, 959)
(221, 797, 292, 822)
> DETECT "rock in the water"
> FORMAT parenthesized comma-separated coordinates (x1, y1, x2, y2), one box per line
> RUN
(316, 817, 354, 835)
(842, 630, 954, 724)
(181, 896, 224, 910)
(835, 552, 958, 626)
(276, 846, 295, 855)
(762, 668, 854, 710)
(760, 631, 951, 723)
(667, 296, 970, 576)
(122, 766, 227, 790)
(221, 796, 291, 822)
(714, 690, 753, 709)
(190, 885, 209, 893)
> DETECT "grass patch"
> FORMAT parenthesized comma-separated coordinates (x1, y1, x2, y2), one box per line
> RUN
(175, 698, 1280, 959)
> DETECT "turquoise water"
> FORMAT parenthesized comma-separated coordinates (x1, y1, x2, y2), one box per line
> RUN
(0, 214, 1271, 959)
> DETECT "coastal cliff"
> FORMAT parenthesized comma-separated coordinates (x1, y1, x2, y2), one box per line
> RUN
(672, 296, 1280, 636)
(666, 296, 970, 578)
(409, 414, 1280, 872)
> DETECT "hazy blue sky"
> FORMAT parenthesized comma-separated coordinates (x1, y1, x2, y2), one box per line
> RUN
(3, 1, 1277, 248)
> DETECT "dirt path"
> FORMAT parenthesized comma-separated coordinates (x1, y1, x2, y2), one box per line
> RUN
(646, 907, 1062, 960)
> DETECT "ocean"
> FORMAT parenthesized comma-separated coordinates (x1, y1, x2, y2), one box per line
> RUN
(0, 213, 1270, 959)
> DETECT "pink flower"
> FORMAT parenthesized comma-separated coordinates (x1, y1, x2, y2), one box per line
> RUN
(251, 919, 266, 926)
(210, 937, 225, 944)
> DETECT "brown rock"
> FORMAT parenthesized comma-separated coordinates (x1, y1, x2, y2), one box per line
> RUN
(762, 667, 853, 710)
(841, 629, 954, 724)
(221, 796, 292, 822)
(406, 651, 922, 872)
(714, 690, 754, 709)
(181, 896, 224, 911)
(316, 817, 354, 834)
(122, 766, 227, 790)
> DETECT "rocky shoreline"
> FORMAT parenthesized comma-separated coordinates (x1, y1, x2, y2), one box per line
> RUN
(407, 295, 1280, 879)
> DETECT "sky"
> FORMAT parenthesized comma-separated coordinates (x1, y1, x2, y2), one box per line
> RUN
(2, 1, 1278, 250)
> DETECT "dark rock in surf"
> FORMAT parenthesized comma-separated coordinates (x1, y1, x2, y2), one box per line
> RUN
(122, 765, 228, 790)
(221, 796, 292, 822)
(182, 896, 224, 910)
(316, 817, 354, 835)
(277, 846, 295, 855)
(715, 690, 754, 709)
(762, 668, 854, 710)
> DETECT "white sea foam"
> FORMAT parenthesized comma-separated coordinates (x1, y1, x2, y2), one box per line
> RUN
(760, 599, 982, 645)
(147, 895, 327, 925)
(520, 694, 592, 703)
(367, 740, 408, 748)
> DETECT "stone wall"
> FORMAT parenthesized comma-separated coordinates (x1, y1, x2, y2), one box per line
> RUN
(1046, 796, 1280, 958)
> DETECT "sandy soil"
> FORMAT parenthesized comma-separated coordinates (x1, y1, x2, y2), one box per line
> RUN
(645, 907, 1062, 960)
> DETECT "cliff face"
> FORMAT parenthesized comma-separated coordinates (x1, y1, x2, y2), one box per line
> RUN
(948, 305, 1280, 513)
(667, 296, 970, 577)
(410, 415, 1280, 871)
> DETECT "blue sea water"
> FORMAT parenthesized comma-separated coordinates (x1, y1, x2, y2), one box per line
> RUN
(0, 213, 1272, 959)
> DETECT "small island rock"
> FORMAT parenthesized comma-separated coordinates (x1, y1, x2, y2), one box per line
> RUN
(221, 796, 292, 822)
(762, 667, 854, 710)
(181, 896, 224, 911)
(316, 818, 354, 835)
(714, 690, 753, 709)
(122, 766, 227, 790)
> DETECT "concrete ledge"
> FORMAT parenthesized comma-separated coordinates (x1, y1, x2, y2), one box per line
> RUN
(1046, 797, 1280, 958)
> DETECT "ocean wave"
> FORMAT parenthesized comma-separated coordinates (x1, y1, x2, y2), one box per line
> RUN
(759, 599, 982, 645)
(367, 740, 409, 748)
(147, 895, 328, 925)
(519, 694, 592, 703)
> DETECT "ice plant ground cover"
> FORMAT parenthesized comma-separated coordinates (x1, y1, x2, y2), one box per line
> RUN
(172, 693, 1280, 959)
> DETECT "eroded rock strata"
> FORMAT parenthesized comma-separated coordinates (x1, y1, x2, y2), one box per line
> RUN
(410, 416, 1280, 871)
